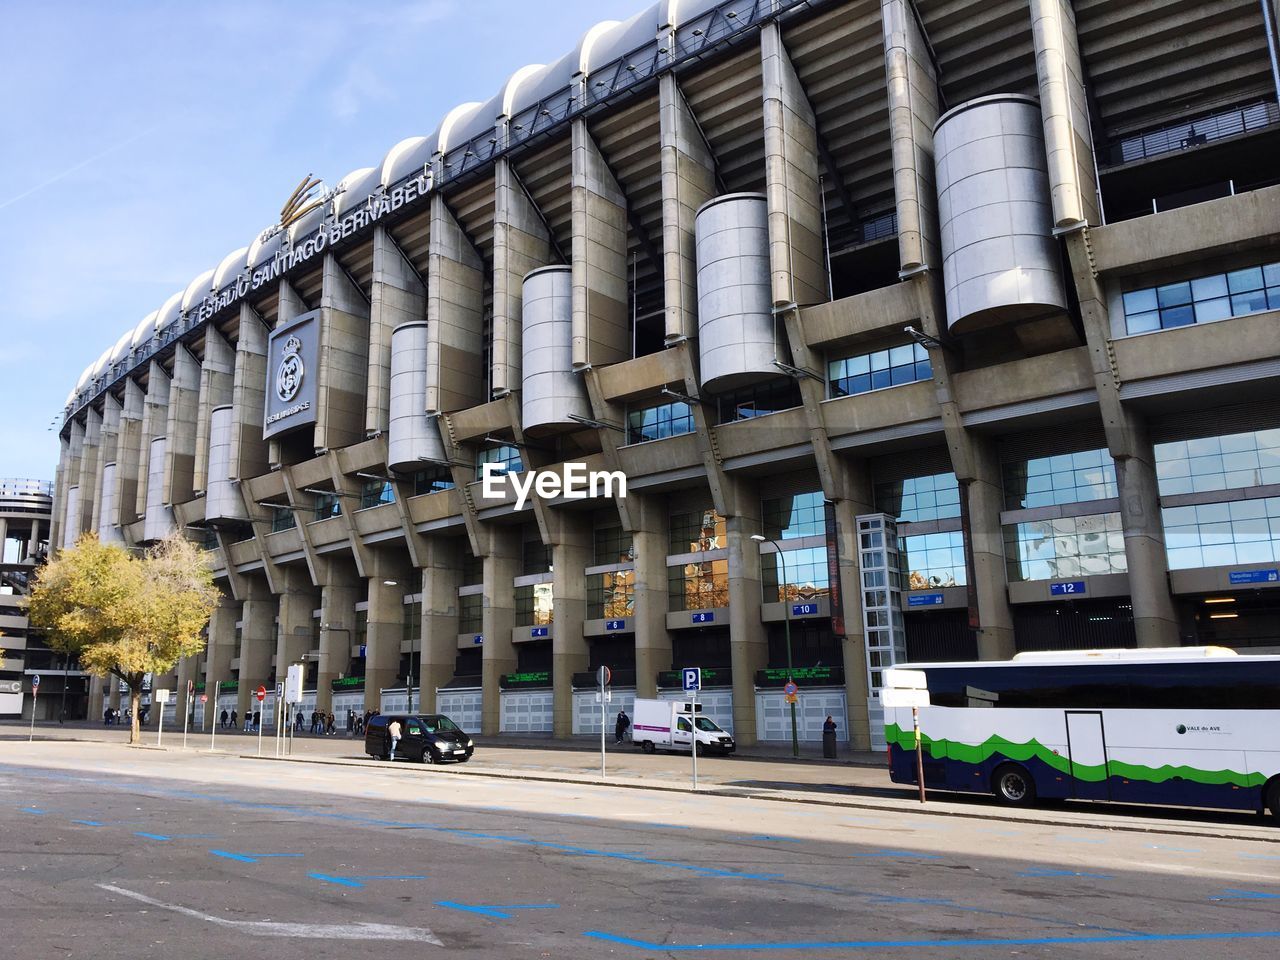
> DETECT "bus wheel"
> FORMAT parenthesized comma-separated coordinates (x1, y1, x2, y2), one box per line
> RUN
(641, 741, 655, 754)
(992, 764, 1036, 807)
(1265, 777, 1280, 824)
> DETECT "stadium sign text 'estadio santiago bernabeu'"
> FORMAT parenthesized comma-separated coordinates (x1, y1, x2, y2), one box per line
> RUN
(193, 176, 431, 324)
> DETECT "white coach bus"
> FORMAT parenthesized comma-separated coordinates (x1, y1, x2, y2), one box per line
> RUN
(884, 647, 1280, 820)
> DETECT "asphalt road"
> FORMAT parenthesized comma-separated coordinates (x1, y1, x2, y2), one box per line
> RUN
(2, 741, 1279, 959)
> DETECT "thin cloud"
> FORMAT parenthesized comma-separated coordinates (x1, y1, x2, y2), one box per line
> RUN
(0, 124, 159, 213)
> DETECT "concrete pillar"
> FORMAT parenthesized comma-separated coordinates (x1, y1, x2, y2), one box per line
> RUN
(493, 157, 555, 397)
(832, 495, 873, 750)
(368, 226, 426, 435)
(426, 194, 487, 413)
(659, 72, 716, 343)
(1064, 234, 1179, 646)
(50, 439, 70, 552)
(163, 346, 201, 506)
(116, 380, 145, 528)
(480, 526, 521, 736)
(629, 497, 672, 699)
(88, 675, 106, 723)
(761, 21, 828, 308)
(204, 594, 238, 731)
(239, 581, 276, 709)
(882, 0, 943, 271)
(193, 327, 235, 493)
(419, 537, 463, 714)
(317, 565, 360, 716)
(64, 421, 86, 542)
(174, 655, 197, 726)
(316, 254, 371, 452)
(959, 439, 1017, 659)
(75, 408, 101, 537)
(135, 361, 171, 518)
(92, 397, 122, 531)
(727, 508, 767, 746)
(365, 549, 411, 711)
(274, 565, 318, 692)
(550, 515, 591, 738)
(230, 304, 270, 481)
(1030, 0, 1101, 228)
(570, 120, 631, 369)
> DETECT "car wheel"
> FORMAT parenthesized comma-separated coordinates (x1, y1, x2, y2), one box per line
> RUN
(992, 763, 1036, 807)
(641, 740, 655, 754)
(423, 748, 437, 764)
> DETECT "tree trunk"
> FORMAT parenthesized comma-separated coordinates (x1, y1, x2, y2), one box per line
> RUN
(129, 686, 141, 745)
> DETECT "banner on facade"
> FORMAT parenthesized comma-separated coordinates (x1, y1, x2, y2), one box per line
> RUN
(263, 311, 320, 439)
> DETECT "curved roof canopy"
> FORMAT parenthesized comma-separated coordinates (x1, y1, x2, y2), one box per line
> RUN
(154, 291, 183, 334)
(332, 166, 381, 217)
(434, 101, 486, 155)
(380, 134, 438, 189)
(108, 329, 134, 365)
(130, 310, 160, 350)
(212, 246, 250, 291)
(181, 269, 216, 312)
(246, 229, 283, 272)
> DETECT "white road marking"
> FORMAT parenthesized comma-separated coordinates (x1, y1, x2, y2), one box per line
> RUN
(96, 884, 443, 944)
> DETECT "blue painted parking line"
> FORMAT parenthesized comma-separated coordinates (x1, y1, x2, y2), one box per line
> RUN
(310, 873, 428, 888)
(21, 807, 47, 815)
(1239, 853, 1280, 861)
(851, 849, 943, 860)
(210, 850, 304, 863)
(1211, 889, 1280, 901)
(1149, 844, 1202, 854)
(136, 832, 173, 841)
(436, 901, 559, 920)
(71, 819, 104, 826)
(582, 928, 1280, 951)
(1016, 867, 1113, 880)
(744, 835, 802, 843)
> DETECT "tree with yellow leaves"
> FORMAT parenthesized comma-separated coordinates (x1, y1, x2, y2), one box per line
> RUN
(28, 534, 219, 744)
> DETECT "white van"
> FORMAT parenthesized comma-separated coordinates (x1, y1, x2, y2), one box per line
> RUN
(631, 698, 735, 755)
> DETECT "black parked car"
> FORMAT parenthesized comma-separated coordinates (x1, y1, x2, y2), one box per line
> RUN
(364, 714, 474, 764)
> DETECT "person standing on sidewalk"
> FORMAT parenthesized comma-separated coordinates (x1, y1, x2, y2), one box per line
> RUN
(388, 718, 402, 761)
(615, 709, 631, 744)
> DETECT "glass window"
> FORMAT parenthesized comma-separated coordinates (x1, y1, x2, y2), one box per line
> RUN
(476, 445, 522, 480)
(1162, 496, 1280, 570)
(403, 600, 421, 643)
(461, 551, 483, 586)
(762, 491, 825, 540)
(1002, 447, 1118, 509)
(312, 492, 342, 522)
(1121, 260, 1280, 333)
(458, 593, 483, 634)
(515, 583, 554, 625)
(626, 400, 695, 445)
(874, 472, 961, 523)
(1004, 513, 1127, 582)
(521, 540, 551, 576)
(594, 526, 634, 565)
(669, 509, 727, 554)
(717, 377, 802, 423)
(668, 558, 729, 611)
(1154, 428, 1280, 495)
(829, 342, 931, 398)
(587, 569, 635, 619)
(760, 545, 830, 603)
(901, 530, 967, 589)
(359, 480, 395, 509)
(411, 469, 453, 496)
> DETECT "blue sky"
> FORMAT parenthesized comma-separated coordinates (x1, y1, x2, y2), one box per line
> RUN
(0, 0, 642, 481)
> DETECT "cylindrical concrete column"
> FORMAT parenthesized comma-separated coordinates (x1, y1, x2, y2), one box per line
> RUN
(62, 486, 81, 549)
(96, 464, 124, 544)
(142, 436, 174, 542)
(205, 406, 247, 522)
(933, 94, 1067, 333)
(694, 193, 776, 392)
(387, 322, 445, 471)
(522, 266, 590, 434)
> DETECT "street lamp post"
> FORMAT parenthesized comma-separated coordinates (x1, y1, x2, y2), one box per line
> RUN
(752, 534, 800, 758)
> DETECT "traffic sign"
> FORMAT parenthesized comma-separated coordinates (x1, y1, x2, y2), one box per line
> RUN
(154, 689, 171, 704)
(31, 674, 40, 692)
(255, 685, 267, 702)
(682, 667, 701, 692)
(783, 680, 799, 697)
(784, 693, 798, 704)
(597, 665, 611, 687)
(200, 694, 208, 703)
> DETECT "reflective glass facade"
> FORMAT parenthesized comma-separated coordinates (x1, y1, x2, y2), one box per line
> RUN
(761, 546, 830, 603)
(901, 530, 966, 589)
(359, 480, 395, 509)
(1004, 513, 1127, 582)
(874, 472, 961, 522)
(626, 400, 694, 445)
(717, 377, 802, 423)
(669, 509, 726, 553)
(1154, 428, 1280, 495)
(1123, 261, 1280, 334)
(515, 583, 554, 625)
(762, 491, 825, 540)
(1163, 496, 1280, 569)
(1002, 448, 1118, 509)
(668, 558, 729, 611)
(476, 445, 523, 479)
(829, 343, 931, 397)
(587, 569, 635, 619)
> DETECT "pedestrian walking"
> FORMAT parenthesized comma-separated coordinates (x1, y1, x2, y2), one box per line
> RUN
(230, 709, 238, 731)
(253, 710, 261, 733)
(388, 718, 402, 761)
(326, 712, 336, 735)
(310, 710, 319, 734)
(295, 711, 304, 732)
(615, 708, 631, 745)
(219, 708, 229, 729)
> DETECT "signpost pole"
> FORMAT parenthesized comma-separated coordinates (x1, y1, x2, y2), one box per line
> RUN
(912, 705, 926, 804)
(599, 666, 608, 779)
(157, 701, 165, 748)
(210, 681, 219, 753)
(691, 696, 698, 790)
(28, 676, 39, 742)
(182, 681, 191, 750)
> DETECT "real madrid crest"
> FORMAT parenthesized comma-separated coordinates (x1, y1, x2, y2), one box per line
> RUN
(276, 334, 304, 403)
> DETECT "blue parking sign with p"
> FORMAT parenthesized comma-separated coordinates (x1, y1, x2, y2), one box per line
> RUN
(682, 667, 701, 692)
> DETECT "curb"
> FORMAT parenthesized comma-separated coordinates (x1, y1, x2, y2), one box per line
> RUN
(237, 750, 1280, 846)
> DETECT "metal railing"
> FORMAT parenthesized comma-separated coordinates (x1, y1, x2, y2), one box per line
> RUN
(1103, 100, 1280, 167)
(65, 0, 830, 426)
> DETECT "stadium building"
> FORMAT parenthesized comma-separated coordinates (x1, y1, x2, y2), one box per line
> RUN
(52, 0, 1280, 747)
